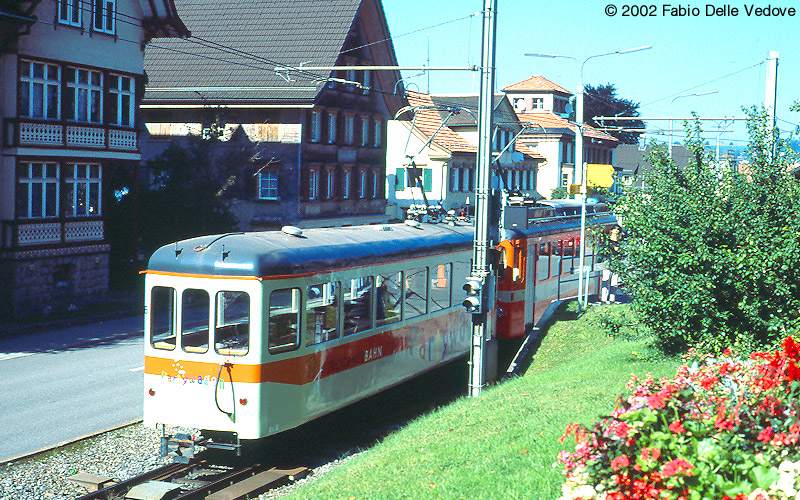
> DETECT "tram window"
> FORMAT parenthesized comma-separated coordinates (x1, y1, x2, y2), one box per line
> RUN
(405, 267, 428, 318)
(430, 263, 451, 310)
(536, 244, 550, 283)
(306, 281, 340, 345)
(150, 286, 176, 350)
(182, 289, 210, 353)
(269, 288, 300, 353)
(376, 272, 402, 326)
(215, 291, 250, 356)
(343, 276, 373, 335)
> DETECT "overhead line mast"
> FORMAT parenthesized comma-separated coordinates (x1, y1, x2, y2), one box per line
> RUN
(467, 0, 498, 397)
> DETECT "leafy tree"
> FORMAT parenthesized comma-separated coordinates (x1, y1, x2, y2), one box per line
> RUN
(139, 128, 244, 259)
(583, 83, 644, 145)
(604, 107, 800, 354)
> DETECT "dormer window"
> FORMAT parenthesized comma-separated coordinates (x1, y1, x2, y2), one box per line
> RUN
(93, 0, 116, 34)
(532, 98, 544, 110)
(512, 97, 526, 112)
(58, 0, 82, 27)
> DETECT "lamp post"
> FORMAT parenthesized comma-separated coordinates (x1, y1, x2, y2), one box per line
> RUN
(525, 45, 651, 308)
(669, 90, 718, 159)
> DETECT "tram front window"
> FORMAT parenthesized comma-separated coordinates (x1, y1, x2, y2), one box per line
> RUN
(215, 291, 250, 355)
(182, 289, 210, 353)
(150, 286, 176, 350)
(269, 288, 300, 353)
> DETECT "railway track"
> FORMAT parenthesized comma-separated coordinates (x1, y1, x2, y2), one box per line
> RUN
(72, 459, 308, 500)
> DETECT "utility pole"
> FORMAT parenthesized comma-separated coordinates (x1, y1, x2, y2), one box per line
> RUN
(467, 0, 498, 398)
(765, 51, 779, 132)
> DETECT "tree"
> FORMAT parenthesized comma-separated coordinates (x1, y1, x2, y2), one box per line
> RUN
(138, 127, 245, 260)
(604, 107, 800, 354)
(583, 83, 644, 145)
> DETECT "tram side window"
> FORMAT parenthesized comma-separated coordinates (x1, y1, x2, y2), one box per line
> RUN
(430, 263, 451, 310)
(343, 276, 373, 335)
(215, 291, 250, 356)
(306, 282, 340, 346)
(376, 272, 402, 326)
(182, 289, 210, 353)
(550, 243, 560, 277)
(536, 243, 550, 283)
(269, 288, 301, 353)
(150, 286, 176, 350)
(405, 267, 428, 318)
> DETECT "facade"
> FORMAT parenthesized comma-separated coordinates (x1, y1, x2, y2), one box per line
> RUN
(0, 0, 187, 317)
(141, 0, 406, 230)
(503, 75, 619, 198)
(387, 92, 543, 220)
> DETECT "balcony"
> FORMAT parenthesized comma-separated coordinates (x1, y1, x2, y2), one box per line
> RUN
(7, 119, 138, 152)
(14, 220, 104, 247)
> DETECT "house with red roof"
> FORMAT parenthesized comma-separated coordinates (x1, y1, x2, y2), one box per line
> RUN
(0, 0, 187, 318)
(503, 75, 619, 198)
(141, 0, 406, 230)
(386, 92, 544, 219)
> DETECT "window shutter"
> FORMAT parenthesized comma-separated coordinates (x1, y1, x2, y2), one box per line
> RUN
(395, 168, 405, 191)
(423, 168, 433, 192)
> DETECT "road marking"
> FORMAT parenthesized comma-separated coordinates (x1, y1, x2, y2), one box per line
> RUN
(129, 366, 145, 372)
(0, 352, 35, 361)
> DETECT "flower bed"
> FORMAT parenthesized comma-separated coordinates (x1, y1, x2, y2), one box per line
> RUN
(557, 337, 800, 500)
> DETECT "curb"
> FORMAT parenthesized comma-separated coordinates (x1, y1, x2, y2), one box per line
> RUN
(1, 419, 144, 465)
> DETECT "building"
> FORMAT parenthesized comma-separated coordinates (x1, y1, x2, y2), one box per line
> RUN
(386, 92, 543, 220)
(141, 0, 406, 230)
(0, 0, 187, 318)
(503, 75, 619, 198)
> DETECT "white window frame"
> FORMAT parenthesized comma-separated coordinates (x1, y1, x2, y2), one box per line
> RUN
(326, 169, 335, 199)
(58, 0, 82, 27)
(309, 168, 319, 201)
(451, 166, 460, 192)
(66, 67, 103, 123)
(327, 112, 337, 144)
(342, 169, 351, 199)
(20, 162, 60, 219)
(532, 98, 544, 110)
(358, 170, 367, 199)
(311, 111, 322, 143)
(258, 171, 279, 200)
(19, 61, 60, 120)
(360, 116, 370, 146)
(92, 0, 115, 34)
(109, 74, 135, 127)
(373, 119, 382, 148)
(66, 163, 102, 217)
(344, 114, 355, 145)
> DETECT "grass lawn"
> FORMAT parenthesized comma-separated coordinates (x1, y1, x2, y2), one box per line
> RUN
(280, 302, 681, 500)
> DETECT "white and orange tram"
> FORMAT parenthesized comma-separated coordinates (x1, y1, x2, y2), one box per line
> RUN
(142, 201, 616, 454)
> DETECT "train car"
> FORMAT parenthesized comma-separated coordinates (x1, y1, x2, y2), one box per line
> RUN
(143, 222, 476, 453)
(496, 200, 617, 339)
(142, 202, 615, 454)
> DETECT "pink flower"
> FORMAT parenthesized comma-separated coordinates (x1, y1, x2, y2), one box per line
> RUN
(661, 458, 694, 478)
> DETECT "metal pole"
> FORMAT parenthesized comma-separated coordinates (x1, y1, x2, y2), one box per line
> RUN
(468, 0, 497, 398)
(575, 83, 586, 309)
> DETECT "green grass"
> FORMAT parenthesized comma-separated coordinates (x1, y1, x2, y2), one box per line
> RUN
(281, 302, 681, 500)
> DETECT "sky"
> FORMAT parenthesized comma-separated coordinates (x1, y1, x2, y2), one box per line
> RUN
(381, 0, 800, 149)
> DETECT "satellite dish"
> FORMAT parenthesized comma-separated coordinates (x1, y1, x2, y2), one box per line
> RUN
(511, 151, 524, 164)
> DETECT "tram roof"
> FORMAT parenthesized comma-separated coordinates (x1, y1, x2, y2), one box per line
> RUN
(146, 222, 475, 279)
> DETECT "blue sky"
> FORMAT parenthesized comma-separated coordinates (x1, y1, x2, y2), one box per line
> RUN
(382, 0, 799, 148)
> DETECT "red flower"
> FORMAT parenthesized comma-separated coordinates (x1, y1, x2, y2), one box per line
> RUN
(757, 426, 774, 443)
(668, 419, 686, 434)
(662, 458, 694, 478)
(784, 336, 800, 360)
(610, 455, 630, 471)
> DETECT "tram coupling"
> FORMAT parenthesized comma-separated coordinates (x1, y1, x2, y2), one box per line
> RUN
(160, 427, 242, 462)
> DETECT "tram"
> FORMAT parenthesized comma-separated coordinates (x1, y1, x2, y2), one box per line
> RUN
(142, 200, 615, 453)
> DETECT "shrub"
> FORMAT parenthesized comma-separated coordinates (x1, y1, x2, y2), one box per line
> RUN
(557, 336, 800, 499)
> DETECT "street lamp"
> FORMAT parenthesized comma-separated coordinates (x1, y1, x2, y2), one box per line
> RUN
(669, 90, 719, 158)
(526, 45, 651, 309)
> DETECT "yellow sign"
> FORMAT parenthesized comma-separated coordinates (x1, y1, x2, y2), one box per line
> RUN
(586, 164, 615, 187)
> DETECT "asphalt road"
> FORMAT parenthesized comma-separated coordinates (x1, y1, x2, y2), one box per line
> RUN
(0, 316, 145, 462)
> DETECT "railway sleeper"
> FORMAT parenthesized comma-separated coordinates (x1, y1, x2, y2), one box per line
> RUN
(205, 467, 310, 500)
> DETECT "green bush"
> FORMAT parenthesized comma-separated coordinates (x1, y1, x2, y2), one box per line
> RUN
(606, 108, 800, 354)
